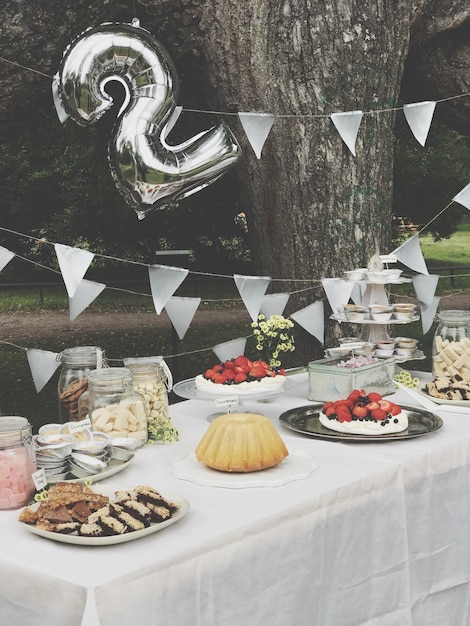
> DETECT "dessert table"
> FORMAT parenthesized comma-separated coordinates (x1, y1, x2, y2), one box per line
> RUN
(2, 372, 470, 626)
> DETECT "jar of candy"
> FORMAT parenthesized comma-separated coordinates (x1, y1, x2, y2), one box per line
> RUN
(57, 346, 105, 423)
(0, 416, 37, 510)
(79, 368, 148, 447)
(127, 361, 179, 444)
(432, 310, 470, 378)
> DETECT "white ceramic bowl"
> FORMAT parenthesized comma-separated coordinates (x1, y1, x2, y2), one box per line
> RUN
(395, 337, 418, 349)
(38, 423, 62, 437)
(394, 311, 415, 321)
(371, 311, 393, 321)
(395, 347, 416, 357)
(344, 268, 367, 281)
(375, 348, 394, 358)
(376, 339, 396, 350)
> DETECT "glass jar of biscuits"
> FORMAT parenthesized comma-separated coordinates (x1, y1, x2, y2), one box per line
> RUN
(432, 310, 470, 380)
(0, 416, 37, 510)
(127, 361, 179, 444)
(79, 368, 148, 448)
(57, 346, 105, 423)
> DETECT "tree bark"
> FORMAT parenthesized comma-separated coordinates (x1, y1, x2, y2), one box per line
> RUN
(1, 0, 470, 363)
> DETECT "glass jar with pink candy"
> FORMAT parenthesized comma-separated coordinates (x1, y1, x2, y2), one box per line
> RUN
(0, 416, 37, 510)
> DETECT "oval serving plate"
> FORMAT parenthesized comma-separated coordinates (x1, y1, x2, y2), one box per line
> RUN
(19, 485, 190, 546)
(279, 404, 443, 442)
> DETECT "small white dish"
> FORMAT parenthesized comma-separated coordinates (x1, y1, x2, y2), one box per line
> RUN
(395, 337, 418, 348)
(344, 269, 367, 281)
(394, 311, 415, 321)
(376, 339, 396, 350)
(371, 311, 393, 321)
(367, 271, 389, 283)
(38, 424, 62, 437)
(375, 348, 394, 358)
(395, 347, 416, 357)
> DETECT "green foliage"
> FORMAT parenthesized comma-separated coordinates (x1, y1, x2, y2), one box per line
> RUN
(393, 116, 470, 240)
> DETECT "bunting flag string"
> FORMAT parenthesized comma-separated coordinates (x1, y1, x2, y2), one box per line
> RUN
(0, 52, 469, 156)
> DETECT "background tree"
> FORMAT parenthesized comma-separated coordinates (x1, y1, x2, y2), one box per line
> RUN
(0, 0, 469, 363)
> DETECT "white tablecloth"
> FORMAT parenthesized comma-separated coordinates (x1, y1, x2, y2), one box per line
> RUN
(1, 373, 470, 626)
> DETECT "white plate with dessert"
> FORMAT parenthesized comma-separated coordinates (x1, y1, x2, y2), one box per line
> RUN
(18, 483, 189, 545)
(173, 376, 287, 401)
(279, 403, 443, 441)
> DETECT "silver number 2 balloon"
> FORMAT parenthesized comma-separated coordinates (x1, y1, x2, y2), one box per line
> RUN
(54, 19, 240, 219)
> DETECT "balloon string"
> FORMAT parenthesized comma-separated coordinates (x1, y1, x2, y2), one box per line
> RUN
(0, 56, 52, 79)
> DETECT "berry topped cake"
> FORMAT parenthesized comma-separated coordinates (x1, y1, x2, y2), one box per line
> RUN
(195, 355, 286, 395)
(319, 389, 408, 435)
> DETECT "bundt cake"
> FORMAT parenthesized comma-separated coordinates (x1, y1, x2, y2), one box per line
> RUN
(195, 412, 289, 472)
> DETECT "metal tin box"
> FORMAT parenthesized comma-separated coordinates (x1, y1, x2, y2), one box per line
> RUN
(308, 357, 395, 402)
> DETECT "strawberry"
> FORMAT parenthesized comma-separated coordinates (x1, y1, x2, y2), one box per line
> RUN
(223, 360, 236, 370)
(352, 405, 368, 418)
(368, 392, 383, 403)
(249, 365, 267, 378)
(347, 389, 361, 403)
(378, 400, 393, 412)
(234, 372, 248, 383)
(204, 369, 216, 379)
(213, 373, 228, 385)
(323, 402, 334, 411)
(223, 369, 236, 381)
(388, 404, 401, 416)
(336, 406, 352, 422)
(213, 364, 224, 374)
(366, 401, 380, 411)
(370, 408, 387, 421)
(234, 355, 252, 369)
(325, 406, 337, 417)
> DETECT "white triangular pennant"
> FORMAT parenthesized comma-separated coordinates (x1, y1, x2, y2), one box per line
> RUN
(238, 112, 275, 159)
(148, 264, 189, 314)
(26, 349, 61, 393)
(212, 337, 248, 362)
(54, 243, 95, 298)
(453, 182, 470, 210)
(233, 274, 271, 322)
(412, 274, 439, 307)
(322, 278, 355, 316)
(350, 282, 365, 305)
(403, 101, 436, 146)
(0, 246, 15, 272)
(420, 296, 440, 335)
(391, 234, 428, 275)
(291, 300, 324, 345)
(259, 293, 290, 318)
(69, 279, 106, 321)
(164, 296, 201, 340)
(330, 111, 363, 156)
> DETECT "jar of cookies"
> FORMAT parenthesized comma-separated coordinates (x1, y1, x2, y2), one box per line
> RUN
(57, 346, 105, 423)
(126, 361, 179, 444)
(79, 368, 148, 448)
(0, 416, 37, 510)
(432, 310, 470, 378)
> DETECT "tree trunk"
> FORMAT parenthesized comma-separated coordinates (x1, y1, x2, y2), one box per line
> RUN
(200, 0, 413, 356)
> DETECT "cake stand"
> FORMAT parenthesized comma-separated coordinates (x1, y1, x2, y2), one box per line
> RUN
(173, 378, 286, 422)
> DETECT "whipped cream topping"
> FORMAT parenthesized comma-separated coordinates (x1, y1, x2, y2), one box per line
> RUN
(195, 374, 286, 395)
(319, 409, 408, 435)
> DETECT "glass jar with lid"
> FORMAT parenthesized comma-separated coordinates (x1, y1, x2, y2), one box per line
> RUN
(0, 416, 37, 510)
(126, 361, 179, 444)
(79, 367, 148, 447)
(57, 346, 104, 423)
(432, 310, 470, 378)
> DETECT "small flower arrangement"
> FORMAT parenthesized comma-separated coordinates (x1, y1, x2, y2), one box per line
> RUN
(251, 314, 295, 370)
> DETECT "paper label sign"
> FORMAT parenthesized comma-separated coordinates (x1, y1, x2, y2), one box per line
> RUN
(66, 418, 91, 433)
(32, 468, 48, 492)
(215, 397, 239, 408)
(380, 254, 397, 264)
(339, 342, 364, 351)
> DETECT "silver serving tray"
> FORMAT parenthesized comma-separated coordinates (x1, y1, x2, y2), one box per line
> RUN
(279, 404, 443, 442)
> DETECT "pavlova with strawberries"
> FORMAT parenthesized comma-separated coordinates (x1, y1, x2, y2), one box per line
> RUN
(320, 389, 409, 435)
(195, 355, 286, 395)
